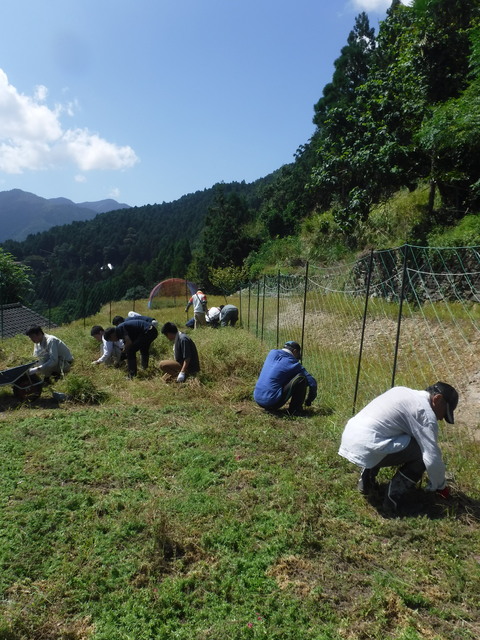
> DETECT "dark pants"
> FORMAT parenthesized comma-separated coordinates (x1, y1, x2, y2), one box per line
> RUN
(126, 326, 158, 377)
(370, 438, 426, 483)
(271, 374, 307, 411)
(221, 309, 239, 327)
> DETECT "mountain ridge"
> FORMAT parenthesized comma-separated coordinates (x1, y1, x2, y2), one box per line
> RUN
(0, 189, 131, 242)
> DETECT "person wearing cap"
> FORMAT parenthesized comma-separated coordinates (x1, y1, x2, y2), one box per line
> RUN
(253, 341, 317, 415)
(338, 382, 459, 511)
(185, 290, 208, 328)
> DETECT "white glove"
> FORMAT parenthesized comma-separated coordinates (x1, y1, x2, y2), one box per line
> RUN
(176, 372, 186, 383)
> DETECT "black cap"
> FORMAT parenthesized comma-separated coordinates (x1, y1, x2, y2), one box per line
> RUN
(284, 341, 301, 356)
(432, 382, 459, 424)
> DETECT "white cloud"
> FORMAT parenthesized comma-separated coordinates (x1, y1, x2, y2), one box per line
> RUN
(0, 69, 139, 174)
(109, 187, 120, 199)
(350, 0, 411, 11)
(74, 174, 86, 183)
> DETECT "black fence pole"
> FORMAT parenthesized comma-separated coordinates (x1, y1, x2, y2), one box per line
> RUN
(353, 249, 374, 415)
(239, 285, 242, 327)
(276, 270, 280, 348)
(0, 284, 3, 339)
(391, 245, 409, 388)
(255, 281, 260, 338)
(261, 275, 266, 342)
(247, 283, 251, 331)
(300, 263, 309, 362)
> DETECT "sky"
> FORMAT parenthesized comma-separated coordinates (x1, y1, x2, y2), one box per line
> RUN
(0, 0, 401, 208)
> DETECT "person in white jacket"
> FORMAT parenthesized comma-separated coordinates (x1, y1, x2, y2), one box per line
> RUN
(90, 325, 124, 365)
(26, 326, 74, 382)
(338, 383, 458, 510)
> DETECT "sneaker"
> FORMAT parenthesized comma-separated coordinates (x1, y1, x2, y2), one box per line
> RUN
(357, 468, 378, 494)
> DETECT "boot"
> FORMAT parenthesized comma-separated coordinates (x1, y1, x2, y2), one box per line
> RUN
(357, 468, 378, 494)
(384, 470, 417, 511)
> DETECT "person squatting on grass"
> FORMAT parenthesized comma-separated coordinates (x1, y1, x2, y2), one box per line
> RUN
(104, 317, 158, 379)
(253, 341, 317, 415)
(159, 322, 200, 382)
(26, 326, 74, 383)
(338, 382, 459, 511)
(90, 325, 124, 366)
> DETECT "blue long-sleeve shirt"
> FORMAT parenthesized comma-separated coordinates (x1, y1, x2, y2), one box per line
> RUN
(253, 348, 317, 408)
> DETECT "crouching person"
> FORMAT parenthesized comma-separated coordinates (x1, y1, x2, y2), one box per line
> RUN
(159, 322, 200, 382)
(26, 326, 74, 383)
(253, 341, 317, 415)
(338, 382, 459, 511)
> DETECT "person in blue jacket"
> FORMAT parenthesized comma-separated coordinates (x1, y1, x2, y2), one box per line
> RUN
(253, 341, 317, 415)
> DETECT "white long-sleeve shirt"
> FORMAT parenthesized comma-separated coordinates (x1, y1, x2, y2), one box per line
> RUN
(339, 386, 446, 490)
(94, 336, 124, 365)
(33, 333, 74, 375)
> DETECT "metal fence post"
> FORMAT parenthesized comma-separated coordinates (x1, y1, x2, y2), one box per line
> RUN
(239, 285, 242, 328)
(256, 280, 260, 338)
(353, 249, 374, 414)
(261, 275, 266, 342)
(276, 270, 280, 348)
(300, 262, 309, 362)
(391, 245, 409, 388)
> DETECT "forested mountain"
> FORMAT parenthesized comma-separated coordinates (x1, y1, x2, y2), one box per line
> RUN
(1, 178, 272, 320)
(2, 0, 480, 322)
(0, 189, 130, 242)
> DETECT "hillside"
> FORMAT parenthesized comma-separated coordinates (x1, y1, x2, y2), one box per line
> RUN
(0, 189, 131, 242)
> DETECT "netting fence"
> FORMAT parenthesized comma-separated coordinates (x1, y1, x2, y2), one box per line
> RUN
(239, 244, 480, 422)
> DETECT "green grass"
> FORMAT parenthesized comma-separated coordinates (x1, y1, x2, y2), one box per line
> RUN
(0, 301, 479, 639)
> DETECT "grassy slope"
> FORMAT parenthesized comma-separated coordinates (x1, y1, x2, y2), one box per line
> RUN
(0, 301, 479, 640)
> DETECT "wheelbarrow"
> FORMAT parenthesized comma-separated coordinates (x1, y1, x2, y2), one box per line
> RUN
(0, 362, 43, 399)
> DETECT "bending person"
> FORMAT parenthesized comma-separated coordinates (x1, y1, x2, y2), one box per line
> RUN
(104, 317, 158, 378)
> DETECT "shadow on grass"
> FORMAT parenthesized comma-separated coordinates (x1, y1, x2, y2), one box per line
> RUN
(265, 404, 335, 419)
(0, 391, 64, 412)
(365, 482, 480, 522)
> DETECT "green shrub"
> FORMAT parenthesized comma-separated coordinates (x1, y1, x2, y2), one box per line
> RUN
(63, 373, 107, 404)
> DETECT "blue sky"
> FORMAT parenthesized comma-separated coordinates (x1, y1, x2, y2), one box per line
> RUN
(0, 0, 398, 207)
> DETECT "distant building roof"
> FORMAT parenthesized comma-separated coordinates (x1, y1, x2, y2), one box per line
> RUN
(0, 303, 56, 339)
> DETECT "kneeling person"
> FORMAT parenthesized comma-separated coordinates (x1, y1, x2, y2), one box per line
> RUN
(159, 322, 200, 382)
(253, 341, 317, 414)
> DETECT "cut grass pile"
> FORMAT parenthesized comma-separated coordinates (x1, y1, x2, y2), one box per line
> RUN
(0, 302, 479, 639)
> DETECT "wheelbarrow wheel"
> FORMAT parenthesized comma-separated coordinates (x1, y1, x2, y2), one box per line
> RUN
(13, 373, 43, 400)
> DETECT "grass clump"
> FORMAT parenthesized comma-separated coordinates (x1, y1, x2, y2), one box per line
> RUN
(62, 373, 108, 404)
